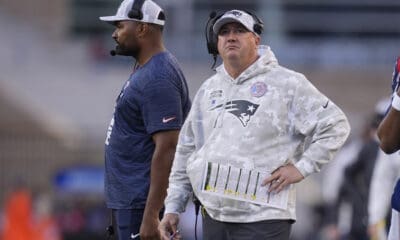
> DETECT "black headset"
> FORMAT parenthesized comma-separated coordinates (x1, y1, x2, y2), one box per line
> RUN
(128, 0, 145, 19)
(128, 0, 166, 22)
(205, 10, 264, 58)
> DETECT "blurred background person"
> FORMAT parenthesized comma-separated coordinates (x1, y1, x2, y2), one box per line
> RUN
(33, 191, 62, 240)
(1, 181, 35, 240)
(368, 149, 400, 240)
(320, 137, 361, 240)
(319, 97, 388, 240)
(341, 109, 384, 240)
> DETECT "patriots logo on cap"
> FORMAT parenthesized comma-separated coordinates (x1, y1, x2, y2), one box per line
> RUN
(210, 100, 259, 127)
(229, 10, 243, 17)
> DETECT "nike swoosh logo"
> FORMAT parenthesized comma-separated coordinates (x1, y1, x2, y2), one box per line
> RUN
(322, 100, 329, 109)
(162, 116, 176, 123)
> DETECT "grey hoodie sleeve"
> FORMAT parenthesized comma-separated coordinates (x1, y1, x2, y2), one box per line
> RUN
(291, 74, 351, 178)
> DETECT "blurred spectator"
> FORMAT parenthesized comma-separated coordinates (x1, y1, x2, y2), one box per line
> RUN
(341, 112, 382, 240)
(33, 192, 62, 240)
(368, 149, 400, 240)
(1, 182, 35, 240)
(320, 98, 387, 240)
(320, 138, 362, 239)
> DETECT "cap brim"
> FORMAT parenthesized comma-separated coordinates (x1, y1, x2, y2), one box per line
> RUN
(99, 16, 165, 26)
(99, 16, 130, 24)
(213, 17, 250, 34)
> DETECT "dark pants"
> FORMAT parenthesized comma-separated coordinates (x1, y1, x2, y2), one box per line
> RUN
(113, 209, 144, 240)
(112, 209, 164, 240)
(202, 211, 292, 240)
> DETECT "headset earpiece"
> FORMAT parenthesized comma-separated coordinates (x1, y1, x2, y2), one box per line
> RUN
(253, 24, 263, 35)
(243, 10, 264, 35)
(205, 11, 221, 56)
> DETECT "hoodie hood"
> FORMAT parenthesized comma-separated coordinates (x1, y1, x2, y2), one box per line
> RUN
(215, 45, 278, 85)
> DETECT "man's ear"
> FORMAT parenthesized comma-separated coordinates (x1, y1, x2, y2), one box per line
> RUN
(254, 35, 261, 46)
(136, 23, 148, 38)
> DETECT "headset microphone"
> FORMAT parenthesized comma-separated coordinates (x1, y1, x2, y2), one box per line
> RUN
(110, 50, 116, 56)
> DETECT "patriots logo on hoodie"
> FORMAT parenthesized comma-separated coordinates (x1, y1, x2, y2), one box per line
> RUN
(210, 100, 259, 127)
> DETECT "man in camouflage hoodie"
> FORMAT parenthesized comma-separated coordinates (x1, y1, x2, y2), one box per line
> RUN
(159, 9, 350, 240)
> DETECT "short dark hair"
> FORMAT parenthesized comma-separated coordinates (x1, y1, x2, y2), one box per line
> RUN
(148, 23, 164, 32)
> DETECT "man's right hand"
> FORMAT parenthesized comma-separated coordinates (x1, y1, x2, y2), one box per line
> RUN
(159, 213, 181, 240)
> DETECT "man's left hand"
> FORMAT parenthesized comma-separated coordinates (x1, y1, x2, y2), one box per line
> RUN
(261, 163, 304, 193)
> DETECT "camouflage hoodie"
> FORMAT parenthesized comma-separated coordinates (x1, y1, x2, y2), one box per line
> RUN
(164, 46, 350, 222)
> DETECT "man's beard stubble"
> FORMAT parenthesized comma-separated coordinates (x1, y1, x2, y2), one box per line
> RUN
(114, 44, 140, 59)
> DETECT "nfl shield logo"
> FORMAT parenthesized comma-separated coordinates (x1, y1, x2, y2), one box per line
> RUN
(250, 82, 267, 97)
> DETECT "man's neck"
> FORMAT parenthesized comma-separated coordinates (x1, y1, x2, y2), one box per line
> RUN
(137, 41, 165, 66)
(224, 63, 245, 79)
(224, 56, 258, 79)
